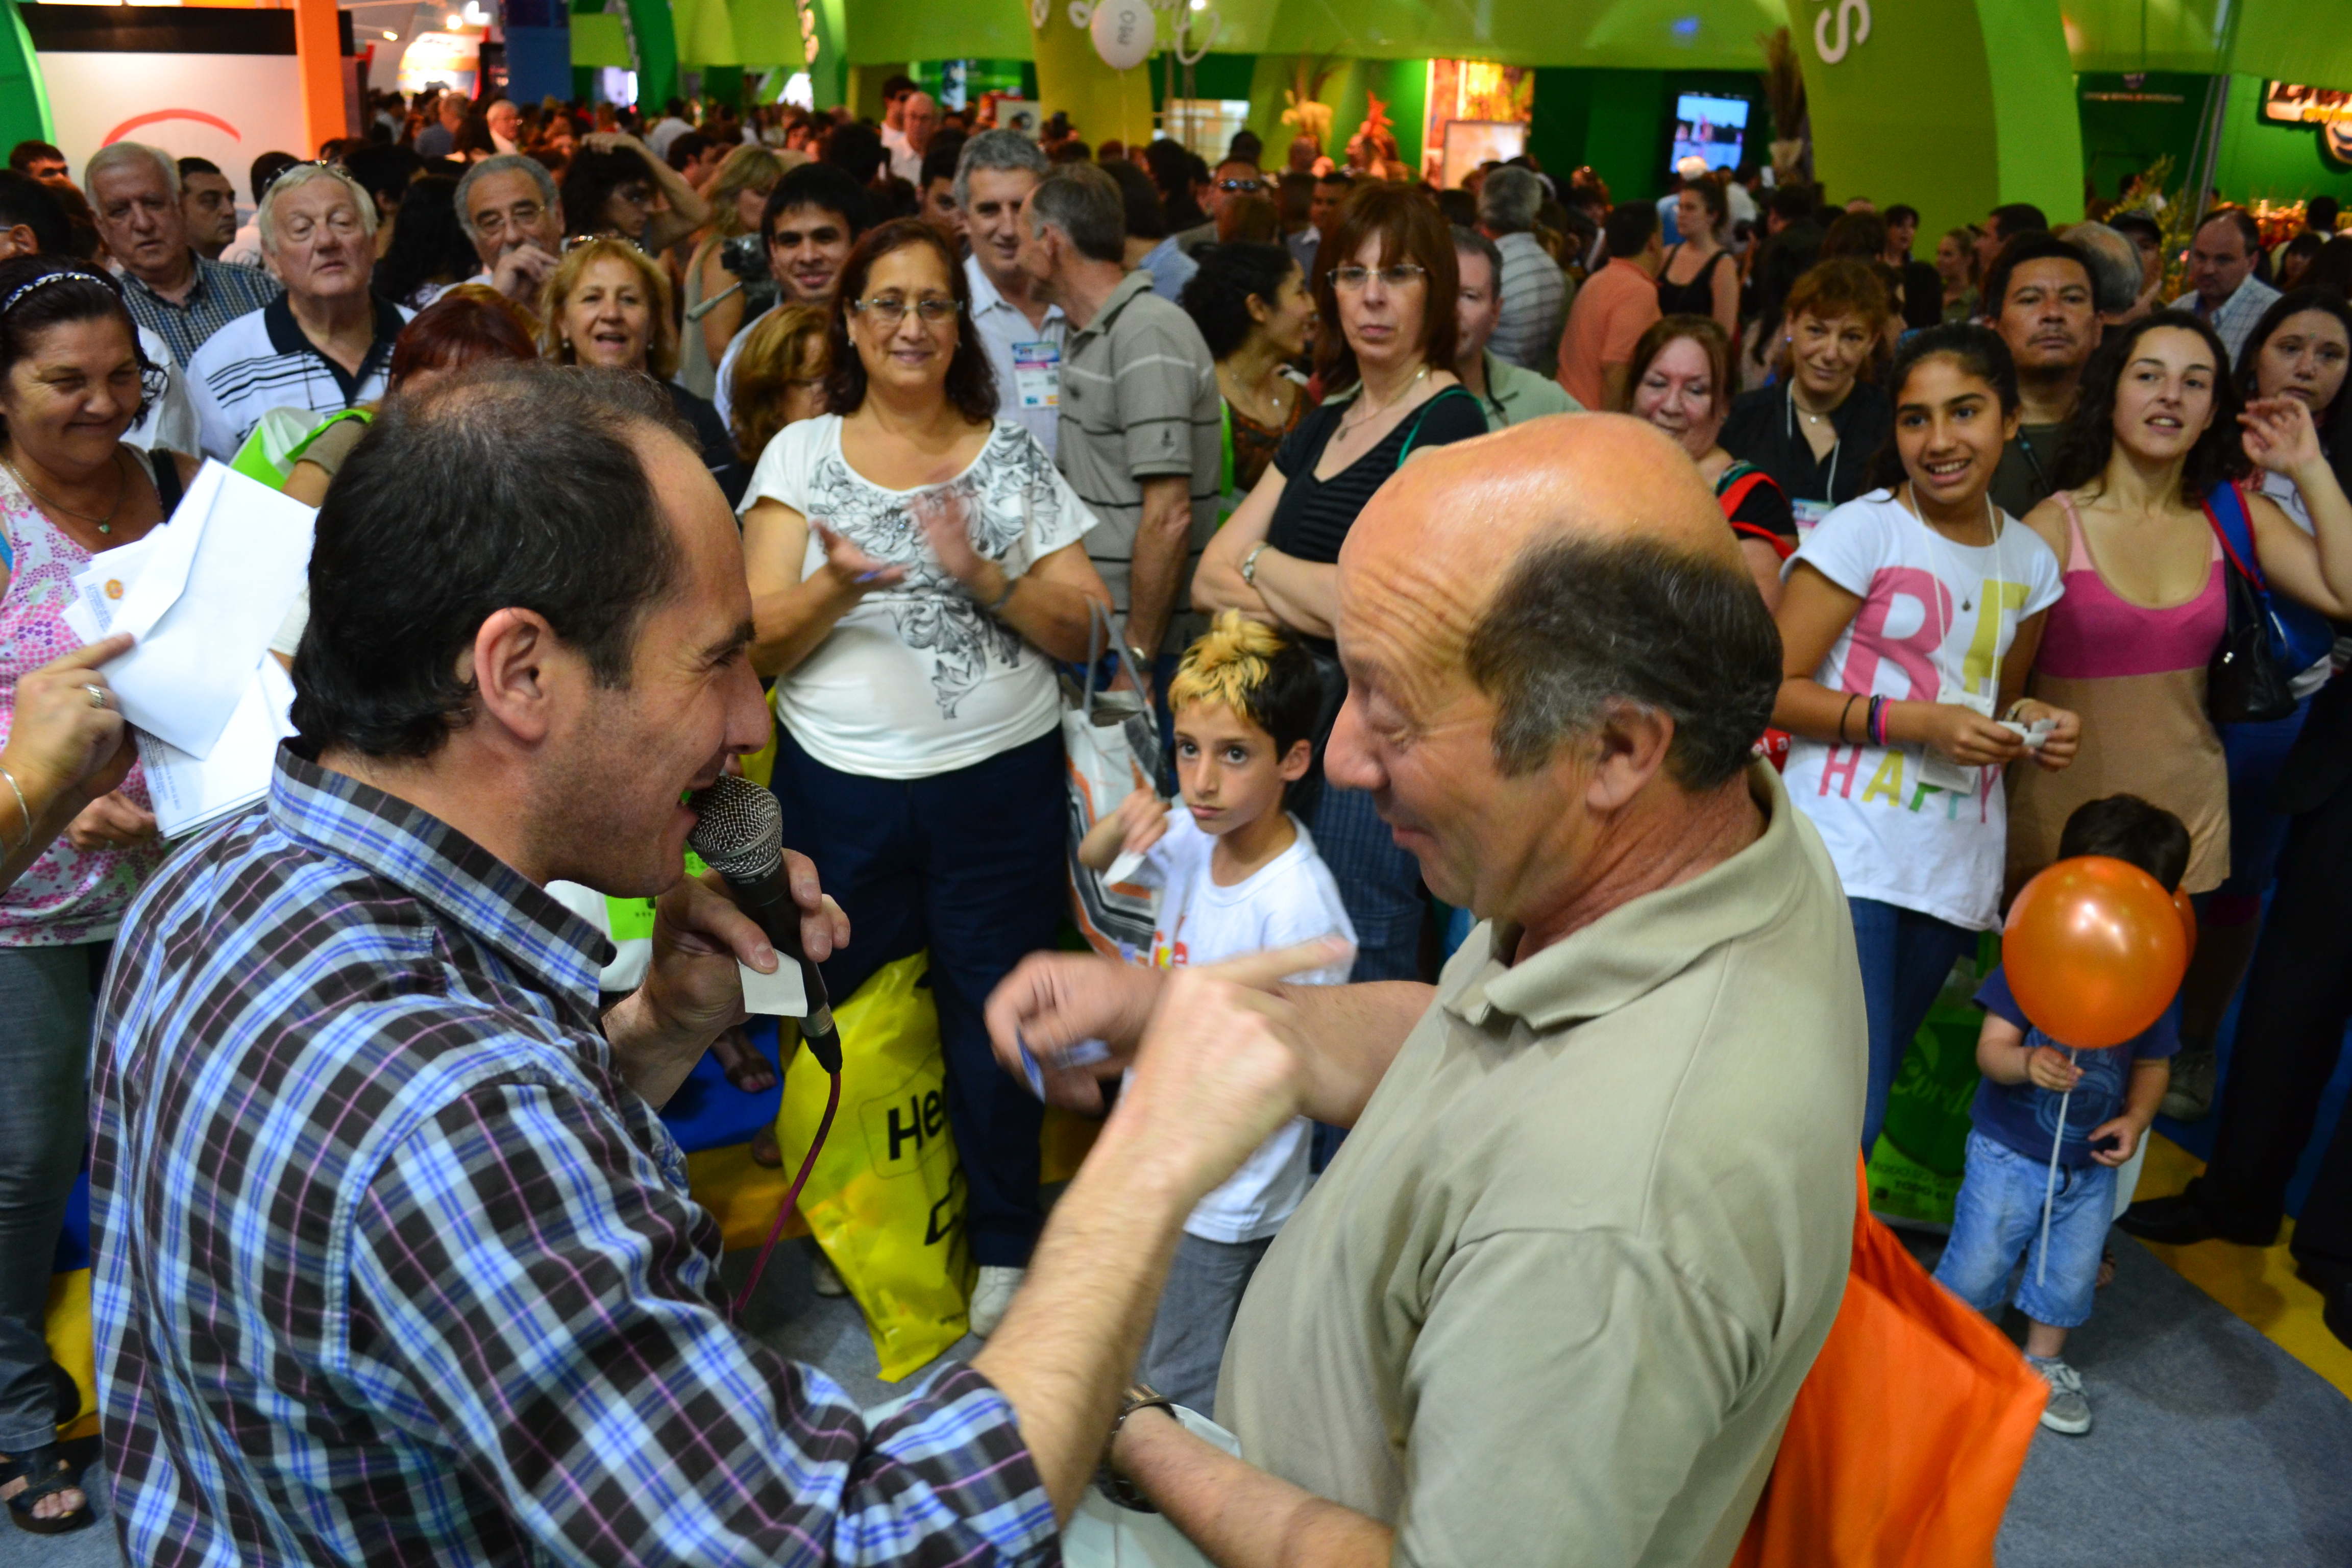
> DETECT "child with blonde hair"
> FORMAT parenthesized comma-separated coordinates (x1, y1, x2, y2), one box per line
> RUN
(1078, 611, 1355, 1411)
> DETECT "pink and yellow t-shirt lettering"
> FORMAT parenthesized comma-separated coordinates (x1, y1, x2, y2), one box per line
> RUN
(1839, 566, 1947, 698)
(1780, 492, 2065, 932)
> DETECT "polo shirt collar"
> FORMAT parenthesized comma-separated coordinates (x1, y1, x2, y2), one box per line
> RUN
(964, 252, 1062, 326)
(1069, 267, 1155, 346)
(267, 743, 611, 1010)
(262, 291, 403, 403)
(1449, 761, 1806, 1033)
(119, 252, 204, 308)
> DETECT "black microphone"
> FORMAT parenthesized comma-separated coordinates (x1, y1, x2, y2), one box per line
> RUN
(688, 775, 843, 1073)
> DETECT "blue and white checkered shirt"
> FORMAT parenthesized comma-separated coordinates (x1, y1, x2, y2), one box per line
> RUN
(2169, 273, 2282, 368)
(115, 251, 283, 369)
(90, 745, 1055, 1566)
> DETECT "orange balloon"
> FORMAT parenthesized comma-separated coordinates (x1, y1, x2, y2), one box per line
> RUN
(2173, 887, 2197, 960)
(2002, 856, 2190, 1049)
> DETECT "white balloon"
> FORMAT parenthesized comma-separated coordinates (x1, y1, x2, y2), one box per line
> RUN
(1088, 0, 1155, 71)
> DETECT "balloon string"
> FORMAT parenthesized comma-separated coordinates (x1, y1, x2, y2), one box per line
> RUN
(2037, 1047, 2076, 1288)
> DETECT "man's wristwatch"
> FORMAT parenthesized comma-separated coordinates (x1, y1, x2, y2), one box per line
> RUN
(1239, 541, 1269, 588)
(1095, 1383, 1178, 1512)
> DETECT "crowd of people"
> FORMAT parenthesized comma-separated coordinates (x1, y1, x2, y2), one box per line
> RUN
(1, 78, 2351, 1561)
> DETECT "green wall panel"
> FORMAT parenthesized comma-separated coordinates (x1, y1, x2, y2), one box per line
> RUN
(2, 0, 55, 152)
(1788, 0, 2082, 248)
(2214, 75, 2352, 204)
(2077, 70, 2209, 201)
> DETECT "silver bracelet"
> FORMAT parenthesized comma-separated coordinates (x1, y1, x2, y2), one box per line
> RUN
(985, 573, 1019, 615)
(0, 763, 33, 855)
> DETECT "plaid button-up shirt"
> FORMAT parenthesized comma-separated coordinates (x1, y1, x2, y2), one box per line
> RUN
(116, 251, 283, 368)
(90, 746, 1055, 1566)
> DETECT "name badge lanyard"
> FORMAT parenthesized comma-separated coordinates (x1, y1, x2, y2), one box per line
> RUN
(1784, 382, 1843, 506)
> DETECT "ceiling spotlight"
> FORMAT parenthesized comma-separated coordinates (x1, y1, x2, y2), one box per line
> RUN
(446, 15, 462, 29)
(382, 29, 398, 40)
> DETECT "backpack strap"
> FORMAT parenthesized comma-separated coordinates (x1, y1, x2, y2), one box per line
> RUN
(1731, 520, 1797, 560)
(2203, 481, 2265, 590)
(1395, 385, 1477, 469)
(148, 448, 184, 519)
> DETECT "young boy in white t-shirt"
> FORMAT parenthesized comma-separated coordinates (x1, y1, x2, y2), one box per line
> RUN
(1076, 610, 1356, 1413)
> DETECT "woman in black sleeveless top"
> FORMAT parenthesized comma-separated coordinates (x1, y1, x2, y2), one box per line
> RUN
(1656, 177, 1737, 335)
(1194, 186, 1487, 984)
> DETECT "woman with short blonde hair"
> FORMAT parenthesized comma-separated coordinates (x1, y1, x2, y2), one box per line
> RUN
(538, 237, 742, 498)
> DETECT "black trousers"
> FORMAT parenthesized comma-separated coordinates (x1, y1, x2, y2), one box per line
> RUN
(2187, 766, 2352, 1278)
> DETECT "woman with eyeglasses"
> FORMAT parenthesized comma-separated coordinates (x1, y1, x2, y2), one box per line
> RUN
(556, 133, 709, 255)
(538, 237, 742, 503)
(737, 219, 1112, 1323)
(1194, 183, 1487, 985)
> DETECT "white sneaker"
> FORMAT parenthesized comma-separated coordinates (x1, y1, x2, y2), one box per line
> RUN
(969, 1265, 1025, 1338)
(2027, 1355, 2092, 1435)
(808, 1249, 847, 1298)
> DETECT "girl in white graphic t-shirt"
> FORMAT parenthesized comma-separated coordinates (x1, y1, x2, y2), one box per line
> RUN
(1770, 324, 2081, 1152)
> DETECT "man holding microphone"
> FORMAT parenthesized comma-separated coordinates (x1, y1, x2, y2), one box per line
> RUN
(86, 364, 1336, 1563)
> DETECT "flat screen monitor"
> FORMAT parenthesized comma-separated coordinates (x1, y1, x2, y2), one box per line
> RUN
(1671, 93, 1749, 174)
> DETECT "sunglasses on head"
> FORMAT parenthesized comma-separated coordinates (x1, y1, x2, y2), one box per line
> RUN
(1217, 178, 1265, 193)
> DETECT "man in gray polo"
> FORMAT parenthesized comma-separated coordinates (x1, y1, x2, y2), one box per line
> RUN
(990, 415, 1866, 1566)
(1454, 225, 1581, 431)
(1478, 163, 1569, 379)
(1021, 163, 1220, 680)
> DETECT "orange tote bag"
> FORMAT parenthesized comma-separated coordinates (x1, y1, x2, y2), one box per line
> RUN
(1732, 1157, 2046, 1568)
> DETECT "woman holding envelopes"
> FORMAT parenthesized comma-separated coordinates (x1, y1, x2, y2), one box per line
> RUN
(0, 256, 191, 1536)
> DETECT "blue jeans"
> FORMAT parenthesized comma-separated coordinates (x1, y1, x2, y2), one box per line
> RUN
(0, 943, 99, 1454)
(1848, 897, 1976, 1153)
(2215, 694, 2314, 903)
(1934, 1130, 2114, 1330)
(768, 728, 1066, 1267)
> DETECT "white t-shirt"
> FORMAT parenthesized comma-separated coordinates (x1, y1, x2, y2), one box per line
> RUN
(1129, 810, 1356, 1243)
(1781, 489, 2064, 930)
(740, 413, 1095, 778)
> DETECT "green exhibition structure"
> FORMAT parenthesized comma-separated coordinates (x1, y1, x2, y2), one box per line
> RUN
(6, 0, 2352, 243)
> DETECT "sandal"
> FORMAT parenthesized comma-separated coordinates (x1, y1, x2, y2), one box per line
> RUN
(2, 1442, 95, 1535)
(710, 1027, 777, 1095)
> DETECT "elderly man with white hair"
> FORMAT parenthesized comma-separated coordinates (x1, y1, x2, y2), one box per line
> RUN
(1476, 163, 1568, 378)
(186, 163, 410, 460)
(86, 140, 281, 369)
(454, 153, 565, 306)
(890, 90, 941, 184)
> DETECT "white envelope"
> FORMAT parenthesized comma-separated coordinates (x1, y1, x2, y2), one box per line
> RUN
(137, 656, 297, 839)
(90, 461, 313, 760)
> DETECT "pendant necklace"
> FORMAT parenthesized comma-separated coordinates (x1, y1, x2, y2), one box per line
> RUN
(3, 449, 128, 535)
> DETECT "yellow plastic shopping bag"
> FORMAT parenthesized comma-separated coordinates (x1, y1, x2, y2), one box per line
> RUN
(774, 952, 973, 1380)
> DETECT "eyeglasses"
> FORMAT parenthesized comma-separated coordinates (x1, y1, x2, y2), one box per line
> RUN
(850, 293, 958, 326)
(1330, 264, 1428, 292)
(473, 201, 547, 238)
(1217, 178, 1266, 194)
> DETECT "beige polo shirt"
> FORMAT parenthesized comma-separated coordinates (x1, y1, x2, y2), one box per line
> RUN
(1216, 762, 1866, 1568)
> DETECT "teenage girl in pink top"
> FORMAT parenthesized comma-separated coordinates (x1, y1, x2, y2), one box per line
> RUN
(2009, 312, 2352, 896)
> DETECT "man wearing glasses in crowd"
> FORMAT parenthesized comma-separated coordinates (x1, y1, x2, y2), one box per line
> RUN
(1175, 157, 1268, 258)
(454, 154, 566, 307)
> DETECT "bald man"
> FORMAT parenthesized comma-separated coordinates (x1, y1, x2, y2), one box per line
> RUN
(989, 416, 1867, 1567)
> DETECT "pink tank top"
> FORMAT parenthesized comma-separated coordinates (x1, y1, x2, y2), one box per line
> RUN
(2032, 493, 2224, 681)
(0, 467, 163, 946)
